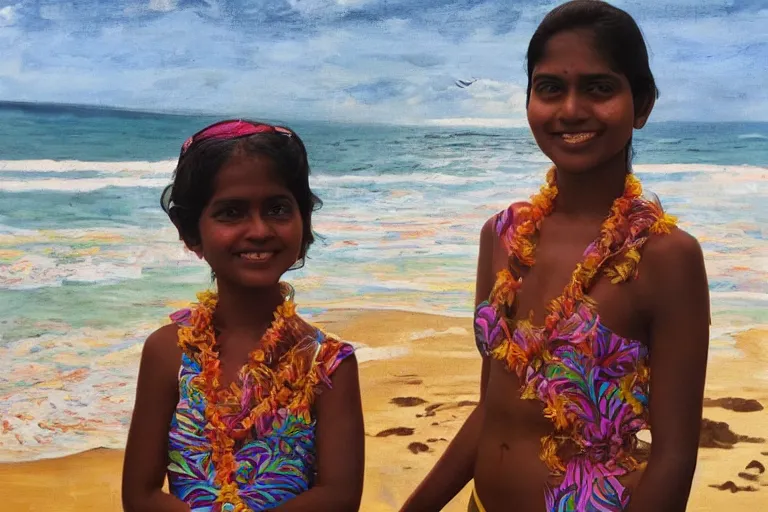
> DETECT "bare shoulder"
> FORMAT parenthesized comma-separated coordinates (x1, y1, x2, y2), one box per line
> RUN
(641, 227, 705, 282)
(140, 323, 184, 379)
(144, 322, 181, 354)
(479, 214, 497, 250)
(637, 227, 710, 326)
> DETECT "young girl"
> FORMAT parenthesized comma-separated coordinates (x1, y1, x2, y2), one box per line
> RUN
(122, 120, 365, 511)
(402, 1, 709, 511)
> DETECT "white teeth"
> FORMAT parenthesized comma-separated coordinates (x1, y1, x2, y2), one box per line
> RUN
(240, 252, 273, 261)
(561, 132, 596, 144)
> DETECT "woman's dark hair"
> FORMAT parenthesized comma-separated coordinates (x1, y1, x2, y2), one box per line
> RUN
(525, 1, 659, 166)
(160, 124, 322, 269)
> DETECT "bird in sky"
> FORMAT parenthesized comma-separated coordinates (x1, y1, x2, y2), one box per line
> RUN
(455, 77, 478, 88)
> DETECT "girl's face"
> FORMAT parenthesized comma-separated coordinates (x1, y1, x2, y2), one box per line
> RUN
(190, 153, 304, 290)
(527, 29, 651, 175)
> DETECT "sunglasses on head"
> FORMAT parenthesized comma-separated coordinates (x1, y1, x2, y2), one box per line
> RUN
(179, 119, 293, 157)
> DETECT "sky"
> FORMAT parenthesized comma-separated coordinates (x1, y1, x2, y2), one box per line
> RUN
(0, 0, 767, 126)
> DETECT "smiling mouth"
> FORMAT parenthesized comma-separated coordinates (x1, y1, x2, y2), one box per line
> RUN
(559, 132, 597, 144)
(238, 251, 275, 262)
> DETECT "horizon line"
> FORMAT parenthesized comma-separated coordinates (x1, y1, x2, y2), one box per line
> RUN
(1, 100, 767, 127)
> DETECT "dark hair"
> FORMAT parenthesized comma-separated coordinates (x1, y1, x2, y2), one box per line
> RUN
(161, 124, 322, 269)
(525, 1, 658, 165)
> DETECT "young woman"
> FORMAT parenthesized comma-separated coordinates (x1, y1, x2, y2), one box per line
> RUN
(402, 2, 710, 511)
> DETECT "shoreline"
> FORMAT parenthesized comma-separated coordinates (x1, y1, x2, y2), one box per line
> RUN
(0, 310, 766, 511)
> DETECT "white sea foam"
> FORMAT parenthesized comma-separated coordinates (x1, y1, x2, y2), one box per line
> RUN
(634, 163, 768, 175)
(2, 159, 766, 193)
(0, 177, 169, 192)
(0, 159, 175, 174)
(0, 239, 200, 289)
(710, 291, 768, 303)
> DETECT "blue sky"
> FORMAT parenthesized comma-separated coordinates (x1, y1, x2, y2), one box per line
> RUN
(0, 0, 766, 126)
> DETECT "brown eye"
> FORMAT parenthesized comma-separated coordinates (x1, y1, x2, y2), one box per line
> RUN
(214, 206, 244, 220)
(587, 82, 615, 96)
(535, 81, 561, 96)
(266, 202, 293, 218)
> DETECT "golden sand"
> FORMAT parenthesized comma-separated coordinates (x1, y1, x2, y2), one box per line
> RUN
(0, 311, 765, 511)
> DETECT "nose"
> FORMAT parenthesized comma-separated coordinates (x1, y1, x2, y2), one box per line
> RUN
(559, 90, 589, 124)
(245, 213, 273, 240)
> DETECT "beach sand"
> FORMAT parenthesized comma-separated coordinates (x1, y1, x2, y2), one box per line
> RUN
(0, 311, 766, 511)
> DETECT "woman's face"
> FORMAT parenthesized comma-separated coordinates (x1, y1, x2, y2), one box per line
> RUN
(527, 29, 649, 175)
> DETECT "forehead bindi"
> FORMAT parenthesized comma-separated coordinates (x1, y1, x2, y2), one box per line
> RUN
(533, 29, 619, 79)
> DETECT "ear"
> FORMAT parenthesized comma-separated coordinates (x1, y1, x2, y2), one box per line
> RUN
(633, 93, 656, 129)
(188, 243, 204, 260)
(176, 226, 204, 259)
(169, 212, 204, 259)
(181, 234, 204, 259)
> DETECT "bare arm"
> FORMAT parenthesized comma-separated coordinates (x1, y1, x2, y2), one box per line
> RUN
(626, 230, 710, 512)
(122, 325, 190, 512)
(400, 216, 500, 511)
(272, 354, 365, 511)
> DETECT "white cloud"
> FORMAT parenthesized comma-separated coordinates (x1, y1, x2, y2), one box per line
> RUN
(148, 0, 177, 13)
(0, 5, 17, 26)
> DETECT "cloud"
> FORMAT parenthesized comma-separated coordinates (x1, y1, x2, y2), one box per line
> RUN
(148, 0, 178, 12)
(0, 5, 18, 26)
(345, 79, 407, 104)
(0, 0, 766, 124)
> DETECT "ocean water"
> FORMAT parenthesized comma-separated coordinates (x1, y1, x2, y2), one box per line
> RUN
(1, 102, 766, 461)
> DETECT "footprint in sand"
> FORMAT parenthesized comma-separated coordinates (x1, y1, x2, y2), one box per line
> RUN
(712, 458, 767, 492)
(699, 418, 765, 448)
(703, 397, 764, 412)
(701, 420, 768, 493)
(739, 460, 765, 482)
(391, 397, 429, 407)
(375, 427, 415, 438)
(738, 460, 767, 485)
(709, 481, 758, 493)
(407, 442, 430, 454)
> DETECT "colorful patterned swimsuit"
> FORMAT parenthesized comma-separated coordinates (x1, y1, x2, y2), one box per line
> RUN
(166, 290, 354, 511)
(474, 198, 671, 511)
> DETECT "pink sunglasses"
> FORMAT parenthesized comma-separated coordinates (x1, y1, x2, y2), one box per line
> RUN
(179, 119, 293, 156)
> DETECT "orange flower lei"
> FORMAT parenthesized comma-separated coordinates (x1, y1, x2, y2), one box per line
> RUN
(177, 282, 318, 512)
(502, 166, 676, 332)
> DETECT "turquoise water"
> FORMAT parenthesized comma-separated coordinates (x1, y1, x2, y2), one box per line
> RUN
(1, 102, 766, 461)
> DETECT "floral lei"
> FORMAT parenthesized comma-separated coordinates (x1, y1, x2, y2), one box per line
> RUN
(496, 166, 676, 331)
(177, 282, 323, 511)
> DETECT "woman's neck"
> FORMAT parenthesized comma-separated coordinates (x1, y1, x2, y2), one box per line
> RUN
(553, 154, 629, 217)
(213, 281, 285, 333)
